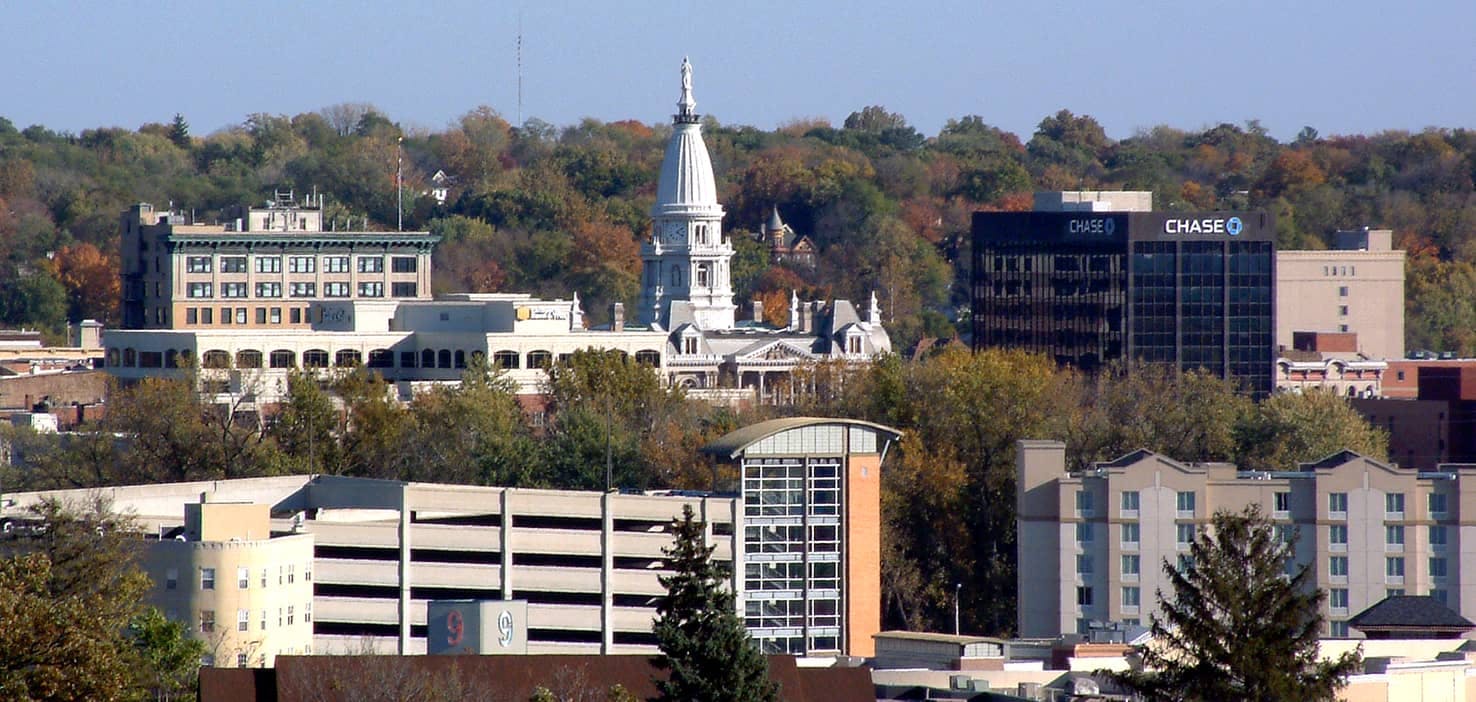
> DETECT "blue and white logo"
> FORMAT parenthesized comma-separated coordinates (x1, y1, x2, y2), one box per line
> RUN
(1104, 219, 1116, 236)
(1226, 216, 1243, 236)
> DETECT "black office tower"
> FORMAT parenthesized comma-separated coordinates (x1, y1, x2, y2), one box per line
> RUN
(971, 210, 1275, 395)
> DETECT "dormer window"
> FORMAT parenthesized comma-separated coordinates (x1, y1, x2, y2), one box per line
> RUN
(683, 337, 698, 354)
(847, 335, 863, 354)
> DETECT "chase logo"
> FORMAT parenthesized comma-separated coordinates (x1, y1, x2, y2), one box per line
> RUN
(1227, 217, 1243, 236)
(1104, 219, 1116, 236)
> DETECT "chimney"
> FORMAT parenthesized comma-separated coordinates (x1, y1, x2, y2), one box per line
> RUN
(610, 302, 625, 330)
(800, 301, 814, 334)
(752, 299, 764, 325)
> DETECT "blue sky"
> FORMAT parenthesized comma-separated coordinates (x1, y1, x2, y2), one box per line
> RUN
(5, 1, 1473, 141)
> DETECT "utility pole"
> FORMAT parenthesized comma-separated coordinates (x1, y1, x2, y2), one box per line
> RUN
(396, 136, 403, 232)
(954, 582, 962, 635)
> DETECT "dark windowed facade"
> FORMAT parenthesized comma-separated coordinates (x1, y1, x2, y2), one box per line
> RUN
(972, 211, 1274, 395)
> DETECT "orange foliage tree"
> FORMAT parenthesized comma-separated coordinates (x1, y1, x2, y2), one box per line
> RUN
(46, 243, 120, 325)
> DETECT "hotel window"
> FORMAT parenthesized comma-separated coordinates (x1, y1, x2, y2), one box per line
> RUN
(237, 609, 249, 632)
(1076, 554, 1093, 575)
(1329, 556, 1348, 577)
(186, 308, 198, 324)
(1176, 554, 1194, 573)
(237, 567, 249, 589)
(1076, 586, 1093, 607)
(200, 610, 215, 634)
(187, 283, 213, 298)
(1176, 523, 1196, 547)
(200, 568, 215, 590)
(187, 256, 212, 273)
(391, 256, 417, 273)
(1386, 525, 1405, 548)
(358, 282, 384, 297)
(165, 568, 178, 590)
(1329, 524, 1348, 548)
(269, 307, 281, 324)
(1121, 555, 1140, 578)
(1120, 490, 1139, 514)
(1075, 522, 1093, 543)
(1176, 491, 1196, 515)
(1433, 589, 1449, 605)
(1273, 491, 1290, 515)
(1430, 493, 1448, 516)
(1330, 588, 1349, 610)
(289, 256, 316, 273)
(1386, 557, 1405, 578)
(254, 256, 281, 273)
(1075, 490, 1093, 515)
(1387, 588, 1404, 598)
(290, 282, 315, 297)
(202, 308, 213, 324)
(221, 282, 247, 298)
(1386, 492, 1404, 517)
(255, 308, 266, 324)
(324, 256, 349, 273)
(1329, 621, 1349, 637)
(220, 256, 247, 273)
(255, 282, 282, 298)
(1121, 522, 1140, 546)
(1430, 525, 1448, 547)
(290, 308, 302, 324)
(324, 282, 350, 297)
(391, 282, 417, 297)
(1328, 492, 1348, 516)
(357, 256, 383, 273)
(1122, 586, 1140, 608)
(1430, 557, 1448, 578)
(234, 308, 246, 324)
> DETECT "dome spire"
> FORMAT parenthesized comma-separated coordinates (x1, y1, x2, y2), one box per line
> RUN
(676, 56, 698, 123)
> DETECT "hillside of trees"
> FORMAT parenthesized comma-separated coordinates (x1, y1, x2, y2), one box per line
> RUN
(3, 106, 1476, 350)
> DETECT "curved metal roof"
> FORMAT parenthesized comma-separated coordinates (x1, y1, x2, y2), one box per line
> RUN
(700, 416, 903, 459)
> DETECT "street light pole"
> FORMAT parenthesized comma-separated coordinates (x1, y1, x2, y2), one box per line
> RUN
(954, 582, 962, 636)
(395, 136, 403, 232)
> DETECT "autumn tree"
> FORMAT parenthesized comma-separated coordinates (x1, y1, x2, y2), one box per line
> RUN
(46, 242, 121, 325)
(653, 505, 778, 702)
(1110, 506, 1360, 701)
(1065, 363, 1252, 470)
(1235, 389, 1388, 472)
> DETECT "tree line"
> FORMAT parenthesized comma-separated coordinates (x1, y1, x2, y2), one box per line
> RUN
(3, 106, 1476, 351)
(1, 347, 1385, 636)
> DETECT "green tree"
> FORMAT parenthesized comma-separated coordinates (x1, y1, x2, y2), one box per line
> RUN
(168, 114, 190, 149)
(1235, 389, 1388, 472)
(1110, 506, 1360, 701)
(128, 607, 207, 702)
(1066, 363, 1253, 470)
(0, 271, 68, 337)
(653, 505, 778, 702)
(270, 371, 344, 474)
(404, 359, 540, 485)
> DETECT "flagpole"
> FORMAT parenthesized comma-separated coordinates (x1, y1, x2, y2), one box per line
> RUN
(396, 136, 403, 232)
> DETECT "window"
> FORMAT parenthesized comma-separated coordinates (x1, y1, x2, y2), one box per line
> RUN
(1330, 588, 1349, 610)
(1338, 305, 1349, 316)
(289, 256, 316, 273)
(1076, 586, 1093, 607)
(260, 609, 267, 630)
(1430, 557, 1448, 578)
(1273, 491, 1290, 514)
(200, 568, 215, 590)
(220, 256, 247, 273)
(324, 282, 350, 297)
(202, 308, 213, 324)
(235, 307, 247, 324)
(1430, 493, 1448, 515)
(1338, 285, 1349, 297)
(1176, 554, 1194, 572)
(1386, 557, 1405, 578)
(357, 256, 383, 273)
(1122, 586, 1140, 608)
(324, 256, 350, 273)
(165, 568, 178, 590)
(1328, 492, 1348, 516)
(269, 307, 281, 324)
(1386, 492, 1405, 516)
(187, 282, 213, 298)
(1330, 621, 1349, 637)
(237, 609, 249, 632)
(1330, 524, 1348, 547)
(1338, 324, 1349, 332)
(1387, 588, 1405, 598)
(1386, 525, 1405, 548)
(255, 282, 281, 298)
(1432, 589, 1449, 605)
(304, 601, 312, 622)
(261, 569, 268, 588)
(254, 256, 281, 273)
(255, 307, 266, 324)
(186, 308, 198, 324)
(391, 282, 417, 297)
(1329, 556, 1348, 577)
(1430, 525, 1448, 547)
(237, 653, 248, 668)
(391, 256, 417, 273)
(357, 282, 383, 297)
(187, 256, 212, 273)
(200, 610, 215, 634)
(290, 308, 302, 324)
(1075, 522, 1093, 543)
(1121, 555, 1140, 578)
(1121, 522, 1140, 546)
(1075, 489, 1094, 515)
(238, 567, 249, 589)
(1176, 523, 1196, 547)
(1176, 491, 1196, 515)
(221, 282, 247, 298)
(1076, 554, 1094, 575)
(287, 564, 295, 584)
(1120, 491, 1140, 514)
(287, 605, 294, 625)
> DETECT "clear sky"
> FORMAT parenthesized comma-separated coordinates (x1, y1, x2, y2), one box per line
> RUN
(6, 1, 1473, 142)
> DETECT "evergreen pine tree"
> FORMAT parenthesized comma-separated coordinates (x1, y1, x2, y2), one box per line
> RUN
(168, 113, 190, 148)
(1110, 505, 1361, 702)
(653, 505, 779, 702)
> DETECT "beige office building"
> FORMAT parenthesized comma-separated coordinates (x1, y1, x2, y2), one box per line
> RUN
(1277, 228, 1405, 360)
(1017, 440, 1475, 639)
(143, 499, 315, 667)
(121, 194, 435, 331)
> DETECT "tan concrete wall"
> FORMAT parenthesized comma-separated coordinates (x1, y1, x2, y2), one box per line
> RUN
(0, 371, 107, 410)
(1277, 250, 1405, 360)
(845, 453, 881, 657)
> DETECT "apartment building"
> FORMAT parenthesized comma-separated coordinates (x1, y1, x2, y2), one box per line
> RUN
(1277, 227, 1405, 360)
(1017, 440, 1475, 639)
(143, 499, 314, 667)
(120, 193, 435, 331)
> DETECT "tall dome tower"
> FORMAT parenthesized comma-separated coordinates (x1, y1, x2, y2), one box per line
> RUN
(638, 57, 735, 330)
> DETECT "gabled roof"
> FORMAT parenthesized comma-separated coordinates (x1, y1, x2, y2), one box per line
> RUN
(1298, 449, 1394, 472)
(1349, 596, 1475, 632)
(701, 416, 903, 458)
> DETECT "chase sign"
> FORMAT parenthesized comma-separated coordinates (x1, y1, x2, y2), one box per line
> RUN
(1163, 216, 1243, 236)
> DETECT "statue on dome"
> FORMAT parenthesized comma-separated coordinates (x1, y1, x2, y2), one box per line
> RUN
(678, 57, 696, 116)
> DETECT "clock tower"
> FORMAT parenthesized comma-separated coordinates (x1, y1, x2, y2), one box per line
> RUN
(638, 57, 735, 331)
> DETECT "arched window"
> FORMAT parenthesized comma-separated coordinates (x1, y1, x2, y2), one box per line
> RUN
(527, 350, 553, 369)
(106, 348, 120, 367)
(237, 350, 263, 368)
(437, 349, 452, 369)
(123, 348, 137, 367)
(635, 350, 661, 367)
(493, 350, 519, 369)
(269, 350, 296, 369)
(303, 349, 330, 369)
(202, 350, 231, 369)
(335, 349, 362, 367)
(367, 349, 393, 368)
(163, 349, 180, 368)
(421, 349, 435, 368)
(454, 350, 466, 369)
